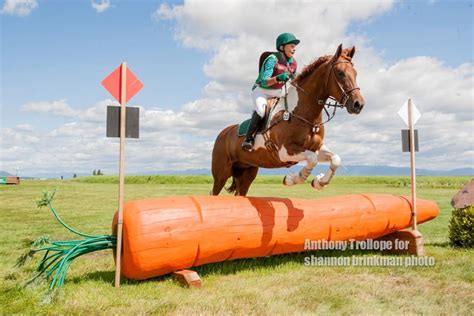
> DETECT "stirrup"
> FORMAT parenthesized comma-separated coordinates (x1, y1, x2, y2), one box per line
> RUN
(241, 138, 254, 151)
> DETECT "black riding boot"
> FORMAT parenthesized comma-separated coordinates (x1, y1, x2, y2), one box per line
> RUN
(241, 112, 263, 151)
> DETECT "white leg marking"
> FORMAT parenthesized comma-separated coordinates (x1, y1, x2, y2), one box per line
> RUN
(278, 146, 318, 186)
(311, 144, 341, 190)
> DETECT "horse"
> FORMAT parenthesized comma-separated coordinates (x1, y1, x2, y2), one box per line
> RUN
(211, 44, 365, 196)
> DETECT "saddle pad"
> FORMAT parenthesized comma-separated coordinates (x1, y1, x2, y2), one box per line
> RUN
(237, 119, 251, 137)
(237, 117, 269, 137)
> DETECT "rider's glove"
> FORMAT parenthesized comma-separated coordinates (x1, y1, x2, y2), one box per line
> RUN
(276, 72, 290, 82)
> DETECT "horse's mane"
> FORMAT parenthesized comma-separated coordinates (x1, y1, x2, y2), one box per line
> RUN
(294, 49, 352, 84)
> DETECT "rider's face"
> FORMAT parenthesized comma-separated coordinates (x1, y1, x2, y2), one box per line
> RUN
(283, 44, 296, 59)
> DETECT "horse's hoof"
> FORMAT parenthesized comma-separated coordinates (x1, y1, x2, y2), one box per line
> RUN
(294, 175, 305, 185)
(283, 173, 296, 186)
(311, 178, 325, 191)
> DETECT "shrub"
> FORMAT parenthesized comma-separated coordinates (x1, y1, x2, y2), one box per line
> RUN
(449, 205, 474, 248)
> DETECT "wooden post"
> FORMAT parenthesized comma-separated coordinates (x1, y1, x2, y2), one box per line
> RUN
(408, 98, 417, 231)
(407, 98, 424, 256)
(114, 62, 127, 288)
(382, 98, 424, 256)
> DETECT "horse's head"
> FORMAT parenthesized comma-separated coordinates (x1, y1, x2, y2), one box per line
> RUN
(326, 44, 365, 115)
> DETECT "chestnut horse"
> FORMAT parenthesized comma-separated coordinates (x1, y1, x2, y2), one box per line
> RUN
(211, 44, 365, 196)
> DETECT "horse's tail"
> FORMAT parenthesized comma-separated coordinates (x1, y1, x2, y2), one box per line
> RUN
(225, 164, 245, 194)
(225, 177, 237, 194)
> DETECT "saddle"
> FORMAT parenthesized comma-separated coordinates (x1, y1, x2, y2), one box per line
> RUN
(237, 98, 279, 137)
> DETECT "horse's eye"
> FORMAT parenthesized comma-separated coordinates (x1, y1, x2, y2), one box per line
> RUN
(337, 71, 345, 78)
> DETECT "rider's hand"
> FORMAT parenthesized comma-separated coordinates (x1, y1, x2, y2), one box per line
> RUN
(276, 72, 290, 82)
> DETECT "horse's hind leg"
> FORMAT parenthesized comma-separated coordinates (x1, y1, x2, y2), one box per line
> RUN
(234, 167, 259, 196)
(211, 127, 234, 195)
(211, 163, 232, 195)
(211, 146, 232, 195)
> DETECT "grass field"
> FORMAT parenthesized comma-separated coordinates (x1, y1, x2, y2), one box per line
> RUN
(1, 176, 473, 314)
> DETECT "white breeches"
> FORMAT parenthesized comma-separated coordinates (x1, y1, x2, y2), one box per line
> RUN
(251, 83, 290, 118)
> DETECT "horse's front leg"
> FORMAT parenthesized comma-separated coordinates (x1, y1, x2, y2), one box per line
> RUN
(311, 144, 341, 190)
(281, 150, 318, 186)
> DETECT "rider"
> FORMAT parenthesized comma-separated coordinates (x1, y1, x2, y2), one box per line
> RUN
(241, 32, 300, 151)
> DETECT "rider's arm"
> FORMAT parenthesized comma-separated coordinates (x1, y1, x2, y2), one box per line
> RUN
(258, 55, 280, 88)
(264, 76, 280, 88)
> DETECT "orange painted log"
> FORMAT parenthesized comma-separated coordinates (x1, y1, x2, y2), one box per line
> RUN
(112, 194, 438, 280)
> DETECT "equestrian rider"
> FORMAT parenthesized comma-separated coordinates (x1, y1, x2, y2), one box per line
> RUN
(241, 32, 300, 151)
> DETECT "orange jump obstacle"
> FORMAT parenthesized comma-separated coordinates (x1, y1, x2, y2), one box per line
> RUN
(112, 194, 439, 280)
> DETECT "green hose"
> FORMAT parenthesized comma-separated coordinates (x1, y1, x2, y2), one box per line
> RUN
(16, 190, 117, 289)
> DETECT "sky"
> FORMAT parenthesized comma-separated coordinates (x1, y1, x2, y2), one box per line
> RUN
(1, 0, 473, 177)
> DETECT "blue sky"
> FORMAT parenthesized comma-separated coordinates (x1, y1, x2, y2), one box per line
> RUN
(1, 0, 473, 175)
(2, 0, 209, 129)
(350, 0, 473, 67)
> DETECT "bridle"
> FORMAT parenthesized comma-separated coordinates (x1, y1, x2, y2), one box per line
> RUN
(326, 60, 361, 108)
(285, 59, 360, 132)
(263, 58, 361, 135)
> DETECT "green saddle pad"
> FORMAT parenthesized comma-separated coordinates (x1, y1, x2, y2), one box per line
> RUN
(237, 119, 251, 137)
(238, 115, 272, 137)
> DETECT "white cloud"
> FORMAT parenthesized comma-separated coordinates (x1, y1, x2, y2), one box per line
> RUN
(154, 0, 394, 51)
(20, 99, 79, 117)
(16, 123, 34, 131)
(1, 0, 38, 16)
(91, 0, 111, 13)
(19, 99, 120, 121)
(81, 99, 117, 122)
(1, 97, 243, 175)
(148, 0, 473, 171)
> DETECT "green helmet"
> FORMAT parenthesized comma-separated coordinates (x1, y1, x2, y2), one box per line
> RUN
(276, 33, 300, 51)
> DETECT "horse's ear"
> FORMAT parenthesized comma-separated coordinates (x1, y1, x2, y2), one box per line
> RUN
(348, 46, 356, 59)
(332, 44, 343, 62)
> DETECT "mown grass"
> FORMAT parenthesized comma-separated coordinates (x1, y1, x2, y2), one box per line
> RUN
(1, 176, 473, 314)
(74, 175, 471, 189)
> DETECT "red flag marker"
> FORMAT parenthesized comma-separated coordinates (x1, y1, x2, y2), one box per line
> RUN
(101, 64, 143, 104)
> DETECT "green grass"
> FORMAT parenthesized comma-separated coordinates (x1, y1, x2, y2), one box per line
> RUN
(74, 175, 471, 189)
(1, 176, 473, 314)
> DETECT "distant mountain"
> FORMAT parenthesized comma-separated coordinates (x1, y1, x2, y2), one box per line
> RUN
(445, 168, 474, 176)
(0, 171, 37, 180)
(0, 171, 88, 180)
(139, 169, 211, 176)
(258, 165, 473, 176)
(2, 166, 472, 179)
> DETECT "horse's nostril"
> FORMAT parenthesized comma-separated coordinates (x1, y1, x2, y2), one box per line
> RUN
(354, 101, 360, 110)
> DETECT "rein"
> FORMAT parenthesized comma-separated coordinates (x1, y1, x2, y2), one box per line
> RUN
(262, 84, 340, 135)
